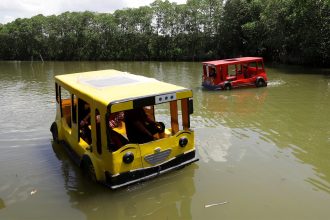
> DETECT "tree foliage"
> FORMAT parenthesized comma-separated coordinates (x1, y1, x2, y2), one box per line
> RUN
(0, 0, 329, 66)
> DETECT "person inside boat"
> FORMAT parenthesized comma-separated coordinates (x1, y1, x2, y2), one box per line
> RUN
(79, 101, 92, 144)
(242, 64, 249, 78)
(209, 68, 216, 78)
(109, 111, 124, 129)
(125, 107, 165, 144)
(108, 111, 128, 151)
(80, 103, 91, 126)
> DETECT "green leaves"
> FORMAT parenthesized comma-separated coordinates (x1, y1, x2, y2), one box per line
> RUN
(0, 0, 329, 65)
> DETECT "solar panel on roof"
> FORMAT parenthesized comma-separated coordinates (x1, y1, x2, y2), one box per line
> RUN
(78, 74, 156, 89)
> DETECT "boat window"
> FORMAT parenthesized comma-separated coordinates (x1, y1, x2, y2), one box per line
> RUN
(154, 102, 172, 132)
(208, 67, 216, 78)
(257, 61, 264, 70)
(237, 65, 243, 75)
(60, 86, 72, 128)
(155, 100, 191, 133)
(106, 98, 192, 150)
(249, 62, 258, 68)
(228, 64, 237, 76)
(247, 62, 258, 75)
(78, 99, 92, 145)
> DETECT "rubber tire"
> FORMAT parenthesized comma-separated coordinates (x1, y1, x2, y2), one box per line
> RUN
(50, 122, 59, 143)
(256, 78, 266, 87)
(82, 157, 97, 182)
(224, 84, 232, 90)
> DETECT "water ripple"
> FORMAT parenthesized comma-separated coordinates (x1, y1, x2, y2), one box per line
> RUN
(267, 79, 286, 87)
(195, 127, 232, 163)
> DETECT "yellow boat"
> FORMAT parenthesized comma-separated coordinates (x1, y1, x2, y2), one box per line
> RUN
(50, 69, 198, 189)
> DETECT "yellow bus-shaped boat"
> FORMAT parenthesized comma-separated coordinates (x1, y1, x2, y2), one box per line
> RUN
(50, 70, 198, 189)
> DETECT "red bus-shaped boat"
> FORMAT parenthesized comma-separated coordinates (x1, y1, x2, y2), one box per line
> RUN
(202, 57, 268, 90)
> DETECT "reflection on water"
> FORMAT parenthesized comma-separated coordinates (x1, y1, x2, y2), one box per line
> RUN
(52, 141, 196, 219)
(0, 198, 5, 209)
(0, 61, 330, 219)
(267, 79, 286, 87)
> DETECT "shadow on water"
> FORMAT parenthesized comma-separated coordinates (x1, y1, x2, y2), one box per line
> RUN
(0, 198, 5, 209)
(51, 141, 196, 219)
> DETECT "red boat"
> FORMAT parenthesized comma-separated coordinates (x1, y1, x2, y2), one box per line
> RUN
(202, 57, 268, 90)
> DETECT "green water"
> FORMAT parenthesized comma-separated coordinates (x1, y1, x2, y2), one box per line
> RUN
(0, 61, 329, 219)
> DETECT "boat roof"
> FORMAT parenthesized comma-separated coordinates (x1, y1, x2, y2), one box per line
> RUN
(203, 57, 263, 66)
(55, 69, 191, 107)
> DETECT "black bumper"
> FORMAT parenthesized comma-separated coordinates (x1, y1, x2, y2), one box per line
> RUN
(105, 150, 198, 189)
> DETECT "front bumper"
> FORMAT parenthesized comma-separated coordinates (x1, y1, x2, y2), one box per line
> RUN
(105, 150, 198, 189)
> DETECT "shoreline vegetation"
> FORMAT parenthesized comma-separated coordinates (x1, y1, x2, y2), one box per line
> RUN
(0, 0, 329, 67)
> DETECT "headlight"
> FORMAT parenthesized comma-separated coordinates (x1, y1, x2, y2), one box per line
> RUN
(179, 137, 188, 147)
(123, 152, 134, 164)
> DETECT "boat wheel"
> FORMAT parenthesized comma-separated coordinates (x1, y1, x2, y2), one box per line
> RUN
(224, 84, 232, 90)
(82, 157, 97, 182)
(256, 78, 266, 87)
(50, 122, 59, 143)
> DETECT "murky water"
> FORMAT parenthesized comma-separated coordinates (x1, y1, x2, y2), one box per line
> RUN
(0, 61, 330, 219)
